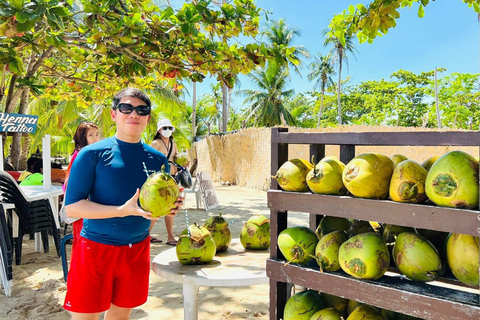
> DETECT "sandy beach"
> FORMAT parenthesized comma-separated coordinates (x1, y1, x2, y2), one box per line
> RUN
(0, 183, 309, 320)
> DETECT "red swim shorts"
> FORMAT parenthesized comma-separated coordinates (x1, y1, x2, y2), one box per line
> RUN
(64, 236, 150, 313)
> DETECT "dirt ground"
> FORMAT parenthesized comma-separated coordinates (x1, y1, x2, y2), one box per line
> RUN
(0, 182, 309, 320)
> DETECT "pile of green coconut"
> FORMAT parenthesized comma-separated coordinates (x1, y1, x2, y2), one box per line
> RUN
(272, 151, 479, 291)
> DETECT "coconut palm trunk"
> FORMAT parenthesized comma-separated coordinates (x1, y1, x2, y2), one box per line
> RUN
(10, 87, 30, 169)
(337, 51, 343, 125)
(317, 82, 326, 128)
(434, 67, 441, 128)
(19, 133, 30, 170)
(221, 83, 228, 132)
(192, 82, 197, 142)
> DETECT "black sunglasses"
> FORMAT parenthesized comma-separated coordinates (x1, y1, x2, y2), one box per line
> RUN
(162, 126, 174, 130)
(115, 103, 151, 116)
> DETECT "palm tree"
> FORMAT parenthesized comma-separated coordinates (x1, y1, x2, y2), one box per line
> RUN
(238, 63, 296, 127)
(260, 19, 310, 76)
(307, 53, 336, 127)
(323, 31, 358, 125)
(198, 83, 223, 133)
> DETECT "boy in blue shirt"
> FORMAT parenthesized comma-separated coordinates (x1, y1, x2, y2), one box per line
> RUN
(63, 88, 184, 319)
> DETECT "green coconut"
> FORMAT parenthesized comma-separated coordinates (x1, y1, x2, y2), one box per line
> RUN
(176, 224, 216, 265)
(383, 224, 417, 244)
(278, 226, 319, 266)
(393, 232, 442, 282)
(316, 216, 352, 239)
(446, 233, 479, 286)
(417, 228, 449, 262)
(347, 306, 384, 320)
(174, 152, 189, 166)
(391, 154, 408, 168)
(342, 153, 394, 199)
(421, 155, 439, 171)
(284, 290, 324, 320)
(309, 308, 343, 320)
(239, 215, 270, 250)
(307, 157, 347, 195)
(425, 151, 479, 209)
(347, 220, 376, 238)
(314, 230, 348, 272)
(347, 300, 371, 315)
(139, 166, 180, 218)
(204, 213, 232, 253)
(389, 160, 428, 203)
(338, 233, 390, 280)
(272, 158, 313, 192)
(321, 293, 348, 318)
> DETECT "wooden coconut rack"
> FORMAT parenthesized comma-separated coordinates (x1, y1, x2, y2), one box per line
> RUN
(267, 127, 480, 320)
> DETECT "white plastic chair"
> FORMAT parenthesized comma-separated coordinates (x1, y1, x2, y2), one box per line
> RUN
(184, 176, 201, 209)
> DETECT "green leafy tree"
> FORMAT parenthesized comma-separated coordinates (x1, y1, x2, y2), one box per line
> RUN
(341, 79, 399, 126)
(238, 63, 296, 127)
(285, 93, 316, 128)
(328, 1, 480, 45)
(0, 0, 283, 168)
(390, 70, 433, 127)
(307, 53, 335, 127)
(323, 31, 358, 125)
(196, 88, 223, 134)
(435, 72, 480, 129)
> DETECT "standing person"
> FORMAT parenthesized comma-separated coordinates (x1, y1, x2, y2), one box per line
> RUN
(63, 88, 184, 319)
(62, 121, 100, 249)
(149, 119, 185, 245)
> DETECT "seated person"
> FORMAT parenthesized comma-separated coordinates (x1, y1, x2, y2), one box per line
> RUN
(19, 159, 43, 186)
(18, 156, 41, 182)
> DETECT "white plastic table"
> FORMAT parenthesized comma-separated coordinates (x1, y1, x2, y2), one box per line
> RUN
(19, 185, 63, 252)
(151, 238, 269, 320)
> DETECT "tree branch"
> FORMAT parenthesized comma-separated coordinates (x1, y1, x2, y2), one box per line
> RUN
(5, 75, 21, 113)
(41, 66, 99, 85)
(26, 46, 55, 78)
(65, 42, 109, 57)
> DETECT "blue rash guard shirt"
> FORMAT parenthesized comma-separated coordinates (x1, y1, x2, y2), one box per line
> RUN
(64, 136, 169, 245)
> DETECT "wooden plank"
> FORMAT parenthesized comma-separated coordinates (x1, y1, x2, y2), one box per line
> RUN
(269, 278, 290, 320)
(308, 214, 321, 232)
(340, 144, 355, 164)
(270, 210, 287, 260)
(270, 128, 289, 190)
(267, 259, 480, 320)
(271, 131, 480, 146)
(267, 190, 480, 236)
(309, 144, 325, 164)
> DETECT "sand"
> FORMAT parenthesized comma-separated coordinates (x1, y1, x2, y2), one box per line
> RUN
(0, 183, 309, 320)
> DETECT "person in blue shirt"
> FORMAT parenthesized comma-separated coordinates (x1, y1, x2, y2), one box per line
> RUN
(62, 88, 184, 319)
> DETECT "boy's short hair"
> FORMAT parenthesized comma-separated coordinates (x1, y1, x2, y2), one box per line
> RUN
(32, 159, 43, 173)
(111, 88, 151, 109)
(27, 156, 39, 171)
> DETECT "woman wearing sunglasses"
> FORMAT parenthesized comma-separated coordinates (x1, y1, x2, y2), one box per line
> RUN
(149, 118, 186, 246)
(62, 88, 184, 319)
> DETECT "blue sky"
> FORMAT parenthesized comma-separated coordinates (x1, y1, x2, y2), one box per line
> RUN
(180, 1, 479, 109)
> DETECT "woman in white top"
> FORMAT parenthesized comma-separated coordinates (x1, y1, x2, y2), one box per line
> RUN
(149, 118, 181, 245)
